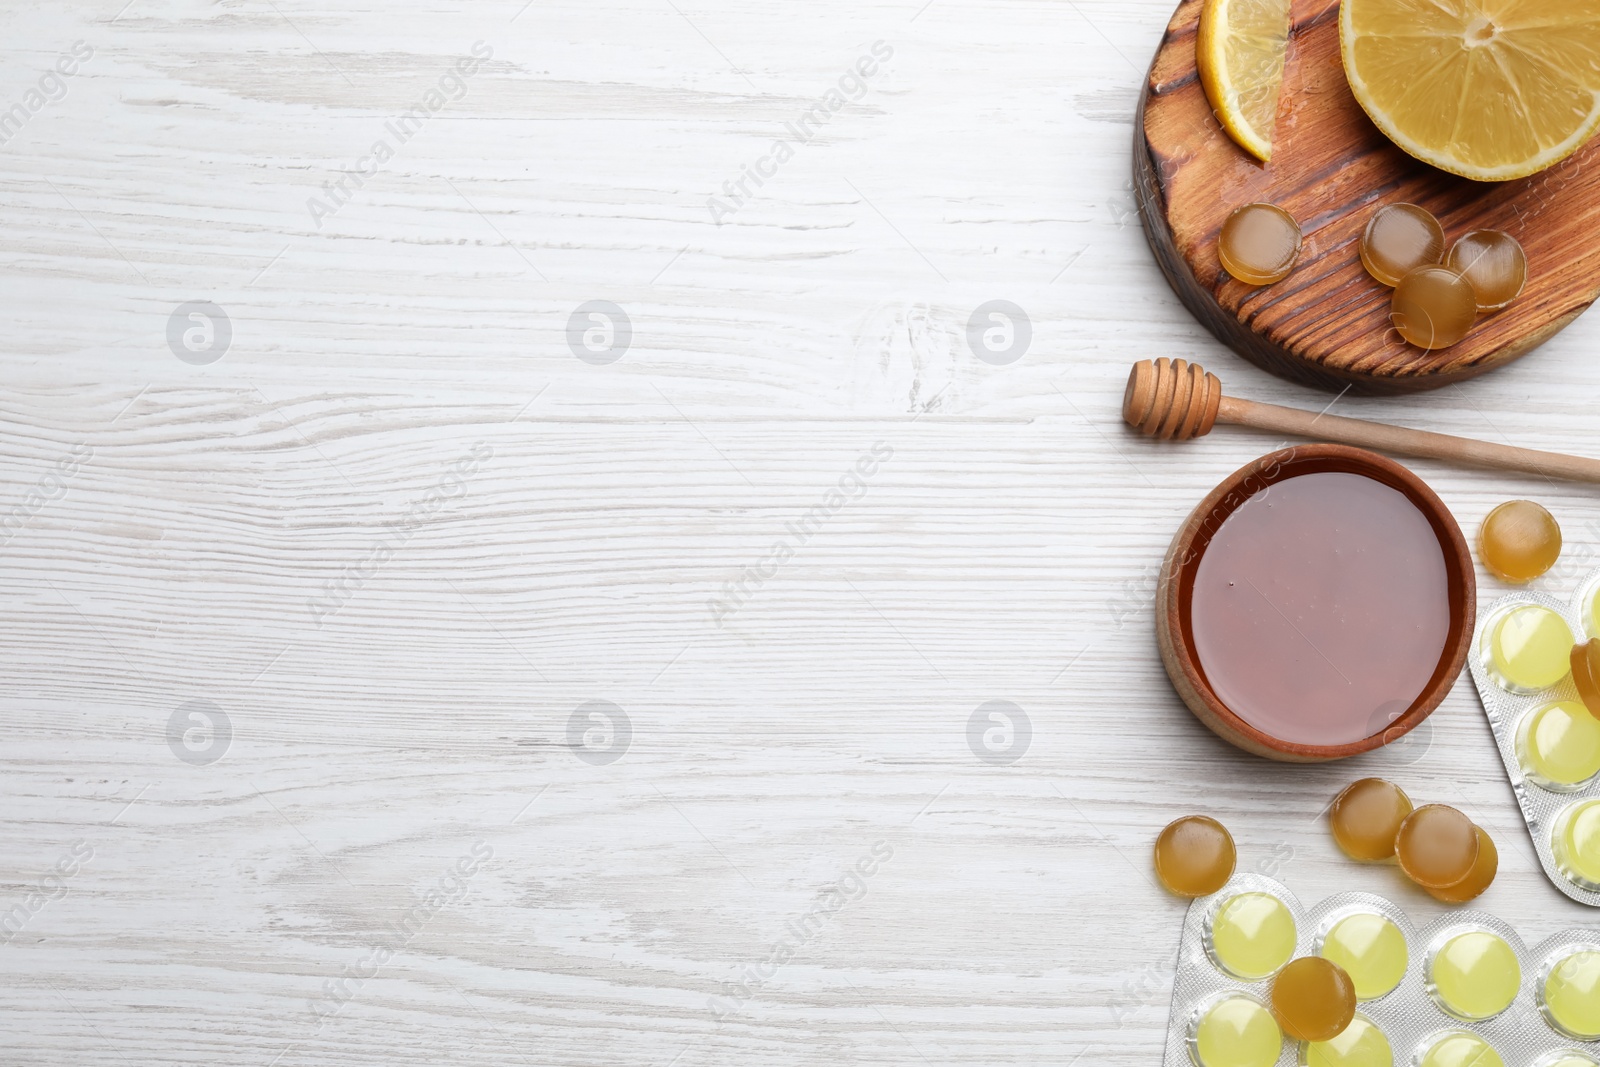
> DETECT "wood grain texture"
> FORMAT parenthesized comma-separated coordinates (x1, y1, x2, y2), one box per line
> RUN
(1126, 356, 1600, 482)
(1137, 0, 1600, 394)
(6, 1, 1600, 1065)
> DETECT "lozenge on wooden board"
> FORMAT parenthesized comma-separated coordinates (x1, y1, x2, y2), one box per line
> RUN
(1136, 0, 1600, 394)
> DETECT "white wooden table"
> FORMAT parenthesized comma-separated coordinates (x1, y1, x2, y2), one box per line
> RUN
(6, 1, 1600, 1063)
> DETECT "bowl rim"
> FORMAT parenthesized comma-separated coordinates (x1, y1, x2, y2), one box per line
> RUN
(1156, 443, 1477, 762)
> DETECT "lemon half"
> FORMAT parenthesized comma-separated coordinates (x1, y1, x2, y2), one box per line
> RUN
(1341, 0, 1600, 181)
(1199, 0, 1294, 162)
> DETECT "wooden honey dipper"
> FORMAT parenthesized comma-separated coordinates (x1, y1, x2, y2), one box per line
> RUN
(1124, 357, 1600, 483)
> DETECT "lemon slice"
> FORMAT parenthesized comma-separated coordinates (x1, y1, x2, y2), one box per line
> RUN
(1341, 0, 1600, 181)
(1198, 0, 1294, 162)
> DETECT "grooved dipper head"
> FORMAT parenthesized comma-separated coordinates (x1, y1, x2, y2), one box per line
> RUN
(1123, 358, 1222, 440)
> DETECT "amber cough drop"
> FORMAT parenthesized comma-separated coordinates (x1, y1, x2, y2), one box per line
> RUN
(1219, 203, 1302, 285)
(1391, 266, 1477, 349)
(1154, 815, 1236, 897)
(1271, 956, 1357, 1041)
(1329, 778, 1413, 861)
(1395, 804, 1479, 889)
(1574, 640, 1600, 720)
(1448, 230, 1528, 312)
(1362, 204, 1444, 286)
(1427, 826, 1499, 903)
(1479, 500, 1561, 583)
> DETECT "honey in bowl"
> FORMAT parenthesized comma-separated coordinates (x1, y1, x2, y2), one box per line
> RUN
(1188, 471, 1452, 747)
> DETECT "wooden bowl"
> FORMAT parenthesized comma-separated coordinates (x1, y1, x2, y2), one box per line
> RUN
(1136, 0, 1600, 394)
(1156, 444, 1476, 762)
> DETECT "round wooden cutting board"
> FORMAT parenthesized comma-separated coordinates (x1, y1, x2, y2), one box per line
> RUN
(1136, 0, 1600, 395)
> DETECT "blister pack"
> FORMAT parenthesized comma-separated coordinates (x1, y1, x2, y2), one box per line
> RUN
(1163, 874, 1600, 1067)
(1468, 572, 1600, 905)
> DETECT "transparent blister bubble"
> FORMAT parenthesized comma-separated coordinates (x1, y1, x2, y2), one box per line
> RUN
(1162, 875, 1600, 1067)
(1164, 874, 1310, 1067)
(1535, 936, 1600, 1042)
(1574, 573, 1600, 643)
(1466, 575, 1600, 905)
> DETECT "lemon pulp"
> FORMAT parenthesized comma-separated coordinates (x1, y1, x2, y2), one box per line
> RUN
(1544, 950, 1600, 1040)
(1301, 1016, 1392, 1067)
(1490, 606, 1574, 691)
(1521, 701, 1600, 787)
(1321, 913, 1407, 1000)
(1197, 0, 1293, 162)
(1430, 931, 1521, 1020)
(1211, 892, 1297, 980)
(1196, 996, 1283, 1067)
(1340, 0, 1600, 181)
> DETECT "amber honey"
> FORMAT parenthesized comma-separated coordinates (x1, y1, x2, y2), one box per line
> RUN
(1218, 203, 1302, 285)
(1271, 956, 1357, 1041)
(1189, 472, 1451, 747)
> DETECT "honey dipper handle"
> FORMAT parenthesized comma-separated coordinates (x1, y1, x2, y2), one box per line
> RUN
(1219, 396, 1600, 484)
